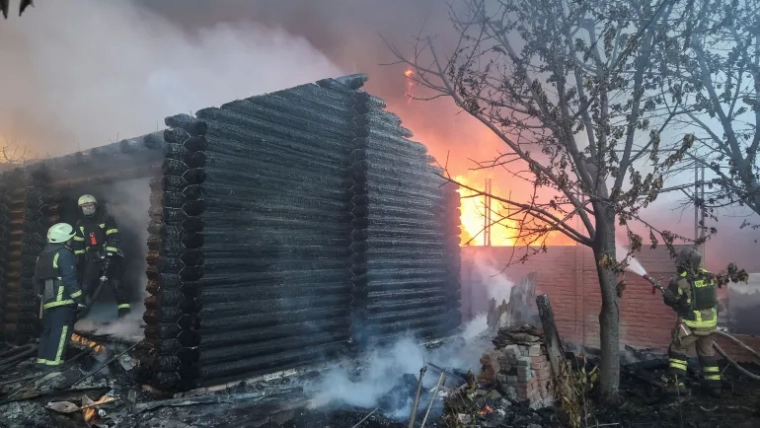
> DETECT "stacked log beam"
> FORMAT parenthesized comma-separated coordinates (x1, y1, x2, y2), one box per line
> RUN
(442, 181, 463, 323)
(0, 167, 56, 344)
(142, 119, 206, 391)
(345, 83, 461, 346)
(141, 80, 361, 389)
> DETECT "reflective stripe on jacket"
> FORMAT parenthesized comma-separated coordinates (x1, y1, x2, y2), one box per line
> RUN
(33, 244, 83, 309)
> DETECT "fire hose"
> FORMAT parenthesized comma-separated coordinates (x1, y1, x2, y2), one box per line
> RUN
(75, 256, 111, 321)
(642, 274, 760, 381)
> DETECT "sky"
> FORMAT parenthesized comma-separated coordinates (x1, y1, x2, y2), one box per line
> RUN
(0, 0, 757, 270)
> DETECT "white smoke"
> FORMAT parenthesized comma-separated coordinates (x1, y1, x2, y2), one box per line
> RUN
(73, 178, 150, 341)
(461, 251, 516, 318)
(305, 317, 490, 419)
(475, 256, 515, 305)
(0, 0, 344, 156)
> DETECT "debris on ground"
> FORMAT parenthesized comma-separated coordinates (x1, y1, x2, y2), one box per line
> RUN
(1, 326, 760, 428)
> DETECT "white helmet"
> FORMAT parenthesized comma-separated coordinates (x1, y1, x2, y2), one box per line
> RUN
(78, 194, 97, 216)
(78, 194, 97, 206)
(47, 223, 76, 244)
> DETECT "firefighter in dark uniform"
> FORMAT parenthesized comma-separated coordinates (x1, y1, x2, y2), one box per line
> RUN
(34, 223, 84, 369)
(662, 246, 721, 396)
(72, 194, 131, 318)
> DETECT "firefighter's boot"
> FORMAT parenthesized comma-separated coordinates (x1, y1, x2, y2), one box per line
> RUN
(118, 305, 131, 319)
(666, 374, 688, 396)
(703, 378, 721, 397)
(702, 364, 722, 397)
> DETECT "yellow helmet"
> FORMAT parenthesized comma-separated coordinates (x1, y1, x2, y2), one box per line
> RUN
(78, 194, 97, 206)
(47, 223, 76, 244)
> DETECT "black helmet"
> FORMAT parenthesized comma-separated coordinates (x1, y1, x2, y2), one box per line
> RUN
(676, 247, 701, 273)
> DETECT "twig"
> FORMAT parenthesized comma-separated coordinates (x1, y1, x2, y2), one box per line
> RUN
(350, 407, 379, 428)
(408, 366, 427, 428)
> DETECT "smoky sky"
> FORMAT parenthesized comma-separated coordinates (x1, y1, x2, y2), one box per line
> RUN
(2, 0, 758, 271)
(133, 0, 476, 149)
(135, 0, 760, 271)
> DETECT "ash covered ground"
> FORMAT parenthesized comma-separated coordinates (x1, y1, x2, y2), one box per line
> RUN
(0, 321, 759, 428)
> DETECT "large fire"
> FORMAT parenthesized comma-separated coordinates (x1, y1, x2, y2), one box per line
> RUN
(456, 174, 519, 246)
(400, 68, 576, 247)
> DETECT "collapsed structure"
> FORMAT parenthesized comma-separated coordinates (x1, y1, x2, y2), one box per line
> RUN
(480, 326, 554, 409)
(0, 74, 462, 391)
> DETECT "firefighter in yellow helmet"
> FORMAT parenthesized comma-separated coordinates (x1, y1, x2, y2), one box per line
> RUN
(33, 223, 84, 370)
(662, 246, 721, 397)
(71, 194, 131, 318)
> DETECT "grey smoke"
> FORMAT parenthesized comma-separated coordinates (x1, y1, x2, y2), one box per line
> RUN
(73, 178, 151, 341)
(305, 319, 490, 419)
(0, 0, 344, 156)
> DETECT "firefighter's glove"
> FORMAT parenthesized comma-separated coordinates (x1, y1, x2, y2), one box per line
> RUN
(76, 304, 87, 318)
(662, 289, 679, 305)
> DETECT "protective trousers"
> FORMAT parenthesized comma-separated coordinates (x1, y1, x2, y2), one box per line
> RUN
(82, 255, 130, 312)
(668, 330, 721, 389)
(37, 305, 76, 368)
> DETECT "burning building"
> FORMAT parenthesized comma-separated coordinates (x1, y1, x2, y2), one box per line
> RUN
(0, 74, 462, 391)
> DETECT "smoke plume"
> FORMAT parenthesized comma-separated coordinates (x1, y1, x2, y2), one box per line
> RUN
(74, 178, 151, 341)
(0, 0, 343, 156)
(305, 319, 489, 419)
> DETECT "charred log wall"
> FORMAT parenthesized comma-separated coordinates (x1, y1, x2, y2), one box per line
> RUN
(141, 79, 361, 390)
(0, 167, 58, 344)
(0, 133, 166, 345)
(345, 85, 461, 346)
(133, 74, 460, 391)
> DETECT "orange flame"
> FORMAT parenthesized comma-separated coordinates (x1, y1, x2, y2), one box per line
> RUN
(479, 405, 494, 415)
(389, 77, 579, 248)
(456, 174, 518, 246)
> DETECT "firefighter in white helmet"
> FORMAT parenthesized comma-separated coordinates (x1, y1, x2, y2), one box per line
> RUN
(72, 194, 131, 318)
(33, 223, 84, 370)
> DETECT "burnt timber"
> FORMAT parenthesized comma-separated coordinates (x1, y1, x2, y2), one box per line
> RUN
(0, 74, 463, 391)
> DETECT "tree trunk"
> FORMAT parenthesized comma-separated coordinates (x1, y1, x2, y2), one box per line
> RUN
(592, 204, 620, 403)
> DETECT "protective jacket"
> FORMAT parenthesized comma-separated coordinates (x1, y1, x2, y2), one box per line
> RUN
(665, 268, 718, 331)
(33, 243, 83, 309)
(72, 211, 120, 257)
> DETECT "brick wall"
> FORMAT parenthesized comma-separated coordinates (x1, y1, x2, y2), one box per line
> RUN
(461, 245, 758, 363)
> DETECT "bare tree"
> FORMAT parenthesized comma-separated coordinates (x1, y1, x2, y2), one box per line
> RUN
(658, 0, 760, 227)
(0, 133, 30, 167)
(387, 0, 690, 401)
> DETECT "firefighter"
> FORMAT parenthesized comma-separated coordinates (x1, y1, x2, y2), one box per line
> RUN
(34, 223, 84, 370)
(662, 246, 721, 397)
(72, 194, 131, 318)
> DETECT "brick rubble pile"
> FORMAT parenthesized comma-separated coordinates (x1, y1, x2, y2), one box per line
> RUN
(478, 324, 554, 409)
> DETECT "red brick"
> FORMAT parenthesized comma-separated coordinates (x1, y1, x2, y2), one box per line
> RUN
(461, 245, 752, 364)
(531, 356, 545, 365)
